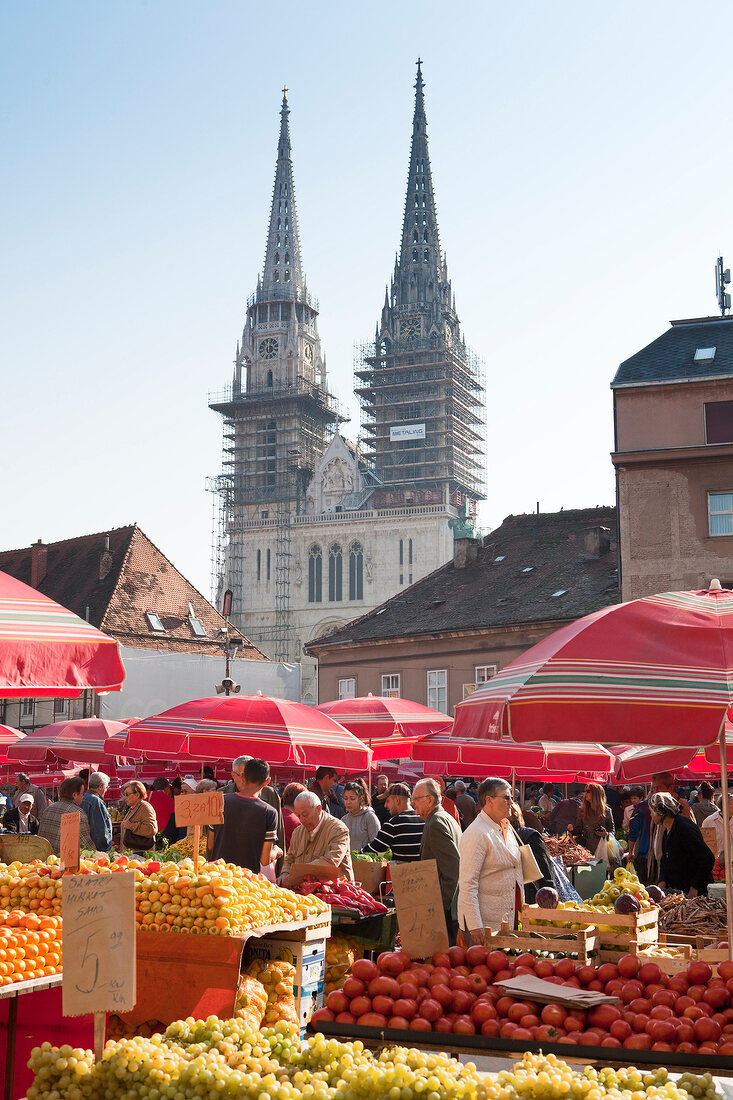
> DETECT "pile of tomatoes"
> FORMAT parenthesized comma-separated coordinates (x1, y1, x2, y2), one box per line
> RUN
(312, 944, 733, 1055)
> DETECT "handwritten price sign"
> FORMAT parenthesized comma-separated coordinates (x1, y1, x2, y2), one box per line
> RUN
(62, 870, 136, 1017)
(174, 790, 224, 827)
(60, 813, 80, 873)
(390, 858, 449, 959)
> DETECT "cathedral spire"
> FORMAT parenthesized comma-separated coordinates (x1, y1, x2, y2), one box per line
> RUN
(261, 86, 304, 296)
(397, 58, 442, 296)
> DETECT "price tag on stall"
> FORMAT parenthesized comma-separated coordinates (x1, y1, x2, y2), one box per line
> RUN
(62, 869, 136, 1018)
(389, 858, 449, 958)
(174, 790, 225, 827)
(59, 812, 80, 873)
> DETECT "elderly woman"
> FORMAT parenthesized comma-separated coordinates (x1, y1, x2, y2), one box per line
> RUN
(121, 781, 158, 853)
(458, 776, 523, 940)
(342, 780, 380, 849)
(650, 791, 714, 897)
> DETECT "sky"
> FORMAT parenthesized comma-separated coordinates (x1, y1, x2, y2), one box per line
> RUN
(3, 2, 733, 601)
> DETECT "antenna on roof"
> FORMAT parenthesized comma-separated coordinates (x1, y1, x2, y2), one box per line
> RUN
(715, 255, 731, 316)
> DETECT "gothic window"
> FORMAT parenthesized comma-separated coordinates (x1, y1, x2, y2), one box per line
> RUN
(409, 538, 413, 565)
(413, 231, 418, 244)
(266, 370, 273, 387)
(308, 545, 322, 603)
(277, 218, 282, 230)
(266, 548, 271, 581)
(424, 249, 429, 262)
(423, 230, 428, 243)
(276, 235, 281, 246)
(415, 181, 419, 191)
(421, 196, 426, 207)
(421, 179, 425, 190)
(274, 252, 280, 264)
(414, 199, 419, 208)
(349, 542, 363, 601)
(328, 544, 343, 602)
(284, 218, 289, 230)
(256, 549, 261, 581)
(285, 253, 290, 265)
(412, 249, 418, 263)
(284, 270, 290, 281)
(274, 270, 279, 281)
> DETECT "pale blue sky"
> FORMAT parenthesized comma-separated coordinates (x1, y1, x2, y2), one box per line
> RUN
(3, 2, 731, 599)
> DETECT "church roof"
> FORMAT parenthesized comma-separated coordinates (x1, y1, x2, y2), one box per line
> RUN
(0, 527, 267, 659)
(612, 315, 733, 387)
(260, 87, 305, 298)
(305, 507, 618, 650)
(397, 59, 443, 287)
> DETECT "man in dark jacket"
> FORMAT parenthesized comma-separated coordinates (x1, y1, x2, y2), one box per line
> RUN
(3, 792, 39, 834)
(413, 778, 462, 942)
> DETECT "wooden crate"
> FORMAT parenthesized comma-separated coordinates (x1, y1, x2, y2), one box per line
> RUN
(656, 930, 728, 965)
(522, 903, 658, 950)
(484, 919, 599, 964)
(627, 936, 693, 974)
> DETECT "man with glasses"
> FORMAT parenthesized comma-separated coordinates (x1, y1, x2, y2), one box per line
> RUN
(363, 783, 424, 862)
(458, 777, 523, 942)
(413, 779, 461, 942)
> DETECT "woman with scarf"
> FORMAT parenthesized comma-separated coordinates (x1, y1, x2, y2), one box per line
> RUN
(649, 791, 714, 897)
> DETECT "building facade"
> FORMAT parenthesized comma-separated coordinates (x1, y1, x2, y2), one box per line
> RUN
(210, 66, 486, 702)
(305, 508, 618, 714)
(612, 312, 733, 600)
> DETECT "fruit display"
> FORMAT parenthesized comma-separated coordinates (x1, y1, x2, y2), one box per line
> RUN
(299, 876, 388, 916)
(325, 933, 362, 993)
(0, 909, 62, 984)
(26, 1016, 724, 1100)
(245, 957, 299, 1026)
(234, 974, 268, 1029)
(106, 1015, 165, 1040)
(658, 894, 729, 939)
(351, 849, 391, 862)
(543, 834, 595, 865)
(0, 855, 329, 935)
(167, 831, 208, 858)
(318, 943, 733, 1053)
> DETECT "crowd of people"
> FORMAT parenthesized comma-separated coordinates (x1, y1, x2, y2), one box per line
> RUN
(1, 763, 730, 942)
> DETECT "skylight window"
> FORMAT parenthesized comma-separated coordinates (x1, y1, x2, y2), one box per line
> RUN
(551, 589, 568, 598)
(694, 347, 716, 362)
(493, 555, 505, 563)
(145, 612, 166, 633)
(522, 567, 534, 574)
(189, 616, 207, 638)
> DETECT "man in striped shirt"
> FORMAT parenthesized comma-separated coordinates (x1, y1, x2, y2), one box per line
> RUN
(364, 783, 424, 862)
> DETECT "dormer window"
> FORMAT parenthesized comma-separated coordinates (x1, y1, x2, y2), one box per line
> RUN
(146, 612, 166, 633)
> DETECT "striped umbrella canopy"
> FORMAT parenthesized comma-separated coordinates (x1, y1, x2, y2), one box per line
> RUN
(411, 731, 615, 776)
(123, 694, 373, 770)
(453, 583, 733, 747)
(0, 569, 125, 697)
(316, 696, 452, 759)
(5, 717, 138, 765)
(614, 724, 733, 781)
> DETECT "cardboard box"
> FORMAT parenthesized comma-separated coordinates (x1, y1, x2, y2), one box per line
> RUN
(295, 980, 324, 1030)
(244, 936, 326, 990)
(351, 861, 387, 895)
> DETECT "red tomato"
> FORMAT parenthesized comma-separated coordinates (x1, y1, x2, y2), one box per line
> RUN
(427, 968, 451, 988)
(718, 1040, 733, 1055)
(481, 1018, 501, 1037)
(396, 979, 418, 999)
(448, 946, 467, 967)
(393, 998, 417, 1020)
(418, 998, 442, 1023)
(676, 1042, 697, 1053)
(409, 968, 430, 987)
(541, 1004, 566, 1028)
(500, 1021, 518, 1038)
(377, 951, 405, 975)
(554, 957, 576, 980)
(334, 1011, 356, 1024)
(408, 1017, 432, 1031)
(633, 1014, 650, 1033)
(512, 1027, 533, 1041)
(601, 1036, 622, 1048)
(388, 1016, 410, 1029)
(372, 995, 394, 1017)
(493, 968, 514, 982)
(675, 996, 695, 1014)
(651, 989, 676, 1008)
(430, 984, 453, 1008)
(465, 944, 489, 966)
(617, 954, 641, 978)
(453, 1015, 476, 1035)
(668, 975, 690, 995)
(352, 959, 378, 983)
(434, 1017, 453, 1033)
(495, 996, 516, 1018)
(326, 990, 349, 1014)
(694, 1017, 722, 1043)
(467, 974, 488, 995)
(578, 1031, 604, 1046)
(718, 961, 733, 981)
(597, 963, 619, 983)
(368, 976, 400, 999)
(349, 996, 371, 1018)
(449, 974, 471, 992)
(650, 1005, 673, 1021)
(343, 977, 366, 999)
(471, 964, 491, 981)
(604, 979, 624, 997)
(451, 990, 474, 1015)
(610, 1019, 632, 1041)
(487, 950, 509, 973)
(704, 987, 729, 1010)
(687, 961, 713, 985)
(534, 959, 555, 979)
(629, 998, 651, 1015)
(624, 1033, 652, 1049)
(683, 1006, 704, 1021)
(519, 1014, 540, 1030)
(432, 952, 451, 969)
(472, 1000, 498, 1024)
(649, 1019, 676, 1043)
(576, 965, 598, 985)
(588, 1005, 621, 1029)
(357, 1012, 388, 1028)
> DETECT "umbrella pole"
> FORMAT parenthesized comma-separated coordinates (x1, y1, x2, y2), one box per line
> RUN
(718, 726, 733, 962)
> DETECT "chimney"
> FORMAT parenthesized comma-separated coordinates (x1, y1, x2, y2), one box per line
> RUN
(30, 539, 47, 588)
(454, 536, 479, 569)
(99, 535, 113, 581)
(584, 526, 611, 559)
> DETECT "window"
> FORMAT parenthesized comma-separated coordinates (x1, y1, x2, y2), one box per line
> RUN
(257, 549, 261, 581)
(349, 542, 363, 600)
(475, 665, 498, 685)
(709, 491, 733, 536)
(145, 612, 166, 633)
(381, 674, 400, 698)
(20, 699, 34, 724)
(328, 544, 343, 602)
(266, 548, 271, 581)
(266, 370, 273, 387)
(189, 615, 207, 638)
(695, 347, 716, 362)
(338, 678, 356, 700)
(427, 670, 448, 713)
(53, 698, 68, 717)
(308, 545, 322, 602)
(705, 401, 733, 444)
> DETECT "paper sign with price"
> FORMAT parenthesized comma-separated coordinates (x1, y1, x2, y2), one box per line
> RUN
(62, 870, 136, 1016)
(174, 790, 225, 827)
(59, 813, 80, 873)
(389, 858, 449, 959)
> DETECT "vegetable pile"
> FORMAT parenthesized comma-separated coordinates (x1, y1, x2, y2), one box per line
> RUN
(543, 835, 594, 865)
(299, 877, 388, 916)
(658, 894, 729, 940)
(351, 849, 391, 862)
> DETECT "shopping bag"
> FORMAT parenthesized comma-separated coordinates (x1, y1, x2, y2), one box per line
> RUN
(594, 836, 609, 863)
(606, 834, 622, 866)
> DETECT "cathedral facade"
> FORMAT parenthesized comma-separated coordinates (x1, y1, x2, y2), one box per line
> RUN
(210, 65, 485, 703)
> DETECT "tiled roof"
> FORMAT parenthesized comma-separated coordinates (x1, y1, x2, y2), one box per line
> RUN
(0, 527, 267, 660)
(306, 507, 618, 650)
(612, 316, 733, 387)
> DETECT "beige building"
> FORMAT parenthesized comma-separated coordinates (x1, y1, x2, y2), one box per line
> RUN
(612, 312, 733, 600)
(305, 508, 618, 712)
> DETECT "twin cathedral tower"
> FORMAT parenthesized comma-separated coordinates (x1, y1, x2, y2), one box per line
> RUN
(209, 62, 486, 701)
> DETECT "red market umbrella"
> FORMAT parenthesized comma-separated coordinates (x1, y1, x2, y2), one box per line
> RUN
(5, 718, 137, 766)
(453, 584, 733, 747)
(614, 725, 733, 782)
(0, 569, 125, 698)
(316, 696, 452, 759)
(412, 731, 615, 774)
(124, 694, 373, 771)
